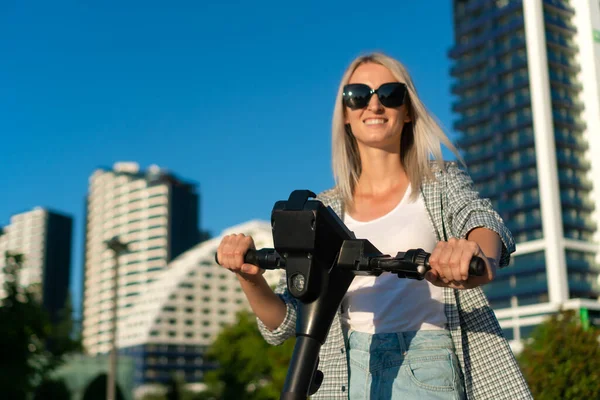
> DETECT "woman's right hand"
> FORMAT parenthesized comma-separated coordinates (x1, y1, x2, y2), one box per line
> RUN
(216, 233, 264, 278)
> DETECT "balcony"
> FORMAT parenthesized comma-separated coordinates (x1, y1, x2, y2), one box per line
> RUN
(453, 111, 493, 131)
(546, 34, 578, 53)
(549, 71, 583, 90)
(500, 134, 535, 153)
(547, 52, 580, 72)
(558, 172, 594, 190)
(543, 0, 575, 14)
(451, 71, 490, 94)
(450, 17, 524, 58)
(470, 171, 498, 187)
(497, 114, 534, 134)
(563, 214, 597, 232)
(498, 154, 537, 174)
(455, 0, 523, 37)
(450, 36, 526, 77)
(566, 258, 600, 273)
(551, 94, 584, 110)
(503, 193, 541, 215)
(498, 174, 539, 196)
(496, 94, 531, 115)
(561, 195, 595, 212)
(556, 152, 591, 170)
(452, 92, 492, 112)
(507, 215, 543, 235)
(553, 112, 586, 131)
(463, 146, 498, 164)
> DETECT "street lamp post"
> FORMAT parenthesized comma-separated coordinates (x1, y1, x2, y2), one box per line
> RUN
(105, 236, 129, 400)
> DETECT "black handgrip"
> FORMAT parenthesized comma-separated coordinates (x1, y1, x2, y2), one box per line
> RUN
(468, 256, 487, 276)
(214, 248, 284, 270)
(214, 249, 259, 265)
(423, 254, 486, 276)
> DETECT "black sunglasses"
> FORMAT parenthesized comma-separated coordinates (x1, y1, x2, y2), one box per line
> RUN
(342, 82, 408, 110)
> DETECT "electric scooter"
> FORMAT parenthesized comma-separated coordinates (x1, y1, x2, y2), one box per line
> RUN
(219, 190, 485, 400)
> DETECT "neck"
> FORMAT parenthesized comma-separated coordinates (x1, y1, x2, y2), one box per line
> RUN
(355, 146, 408, 196)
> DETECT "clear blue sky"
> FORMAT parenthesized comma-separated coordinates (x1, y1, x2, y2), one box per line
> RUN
(0, 0, 460, 319)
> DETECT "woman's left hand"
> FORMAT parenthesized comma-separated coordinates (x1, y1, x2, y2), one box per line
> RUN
(425, 237, 495, 289)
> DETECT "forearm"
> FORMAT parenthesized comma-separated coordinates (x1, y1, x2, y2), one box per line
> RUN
(237, 274, 287, 331)
(466, 227, 501, 285)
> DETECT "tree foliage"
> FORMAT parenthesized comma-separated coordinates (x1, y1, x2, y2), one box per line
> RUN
(203, 310, 295, 400)
(0, 251, 80, 399)
(518, 310, 600, 399)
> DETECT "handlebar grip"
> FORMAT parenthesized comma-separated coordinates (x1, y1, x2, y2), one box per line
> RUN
(243, 249, 258, 266)
(469, 256, 486, 276)
(420, 250, 486, 277)
(214, 248, 283, 270)
(214, 249, 258, 266)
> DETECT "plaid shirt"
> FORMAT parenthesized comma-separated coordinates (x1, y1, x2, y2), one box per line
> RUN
(258, 162, 532, 399)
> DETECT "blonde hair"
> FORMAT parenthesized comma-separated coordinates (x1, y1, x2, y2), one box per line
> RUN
(332, 52, 463, 205)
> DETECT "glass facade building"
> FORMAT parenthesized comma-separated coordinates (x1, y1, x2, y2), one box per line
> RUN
(450, 0, 600, 345)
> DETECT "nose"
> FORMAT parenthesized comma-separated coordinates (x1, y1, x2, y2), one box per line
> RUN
(367, 93, 384, 112)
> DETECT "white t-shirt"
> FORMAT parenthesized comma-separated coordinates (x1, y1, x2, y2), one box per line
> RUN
(341, 184, 447, 333)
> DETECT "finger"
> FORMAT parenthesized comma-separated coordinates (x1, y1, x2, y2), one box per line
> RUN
(425, 269, 439, 283)
(449, 239, 466, 282)
(219, 235, 235, 268)
(224, 235, 241, 270)
(460, 241, 480, 281)
(429, 242, 445, 271)
(241, 263, 262, 275)
(438, 242, 454, 284)
(232, 236, 246, 270)
(216, 239, 224, 266)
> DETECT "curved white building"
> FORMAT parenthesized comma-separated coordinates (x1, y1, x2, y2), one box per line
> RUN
(116, 220, 283, 388)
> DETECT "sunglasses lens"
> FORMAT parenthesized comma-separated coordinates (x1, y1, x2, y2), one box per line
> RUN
(377, 83, 406, 108)
(343, 84, 371, 110)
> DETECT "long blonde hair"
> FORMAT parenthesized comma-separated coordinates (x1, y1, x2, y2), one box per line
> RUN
(332, 52, 463, 205)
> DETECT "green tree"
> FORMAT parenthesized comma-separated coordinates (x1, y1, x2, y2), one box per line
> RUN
(0, 251, 80, 399)
(518, 309, 600, 399)
(203, 310, 295, 400)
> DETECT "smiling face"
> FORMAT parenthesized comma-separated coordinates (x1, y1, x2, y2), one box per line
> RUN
(344, 62, 411, 152)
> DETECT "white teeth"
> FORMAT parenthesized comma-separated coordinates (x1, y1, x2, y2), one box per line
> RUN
(364, 119, 386, 125)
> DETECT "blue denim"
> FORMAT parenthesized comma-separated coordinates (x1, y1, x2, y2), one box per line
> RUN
(346, 330, 465, 400)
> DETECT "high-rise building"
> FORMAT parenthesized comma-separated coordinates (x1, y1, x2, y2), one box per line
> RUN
(449, 0, 600, 346)
(82, 162, 201, 355)
(0, 207, 73, 321)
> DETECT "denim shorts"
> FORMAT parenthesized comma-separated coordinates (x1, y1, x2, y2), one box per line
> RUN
(345, 330, 466, 400)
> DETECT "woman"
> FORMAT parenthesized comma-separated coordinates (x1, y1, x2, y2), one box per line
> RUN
(216, 53, 532, 399)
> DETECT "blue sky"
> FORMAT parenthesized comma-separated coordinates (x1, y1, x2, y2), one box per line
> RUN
(0, 0, 459, 318)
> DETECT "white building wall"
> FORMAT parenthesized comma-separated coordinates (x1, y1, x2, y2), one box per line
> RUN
(0, 207, 48, 298)
(83, 162, 174, 355)
(572, 0, 600, 268)
(118, 220, 281, 349)
(523, 0, 569, 303)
